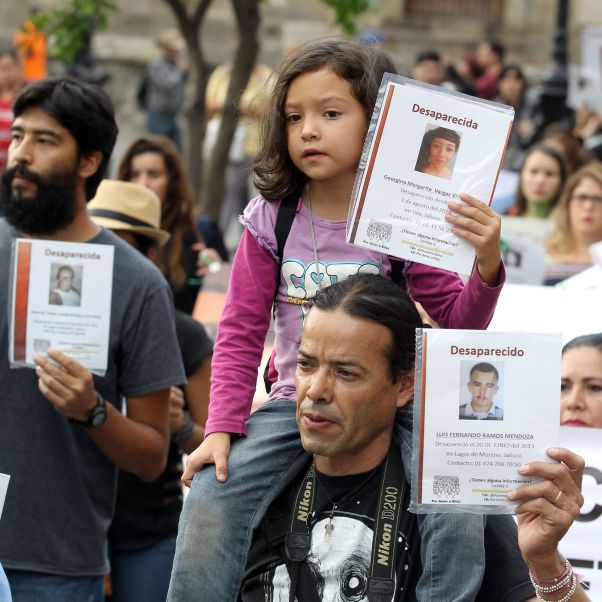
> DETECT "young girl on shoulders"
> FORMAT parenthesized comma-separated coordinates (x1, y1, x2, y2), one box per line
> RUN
(170, 39, 504, 601)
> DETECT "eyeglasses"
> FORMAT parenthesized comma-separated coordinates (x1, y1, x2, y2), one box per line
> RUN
(570, 194, 602, 206)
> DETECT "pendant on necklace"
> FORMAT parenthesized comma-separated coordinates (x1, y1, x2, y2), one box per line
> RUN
(324, 504, 336, 540)
(324, 519, 334, 539)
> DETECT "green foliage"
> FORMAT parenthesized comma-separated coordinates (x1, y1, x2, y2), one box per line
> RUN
(28, 0, 117, 65)
(322, 0, 378, 35)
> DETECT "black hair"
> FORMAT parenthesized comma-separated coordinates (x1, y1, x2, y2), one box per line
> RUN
(424, 126, 460, 149)
(128, 232, 159, 258)
(415, 126, 461, 172)
(485, 40, 505, 63)
(254, 39, 397, 202)
(12, 76, 118, 200)
(562, 333, 602, 356)
(499, 64, 527, 85)
(311, 274, 422, 382)
(469, 362, 499, 381)
(414, 50, 441, 66)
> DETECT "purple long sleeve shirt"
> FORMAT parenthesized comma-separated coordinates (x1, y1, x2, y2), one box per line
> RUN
(205, 196, 505, 436)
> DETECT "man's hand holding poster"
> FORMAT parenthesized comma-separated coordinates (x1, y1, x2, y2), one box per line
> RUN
(412, 329, 561, 513)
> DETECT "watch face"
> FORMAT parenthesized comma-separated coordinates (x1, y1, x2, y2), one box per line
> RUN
(90, 407, 107, 427)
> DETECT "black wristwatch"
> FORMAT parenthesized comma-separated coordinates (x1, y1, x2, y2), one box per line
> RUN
(69, 392, 108, 428)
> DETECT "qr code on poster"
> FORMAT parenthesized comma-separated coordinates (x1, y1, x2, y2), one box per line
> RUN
(433, 476, 460, 498)
(366, 219, 392, 244)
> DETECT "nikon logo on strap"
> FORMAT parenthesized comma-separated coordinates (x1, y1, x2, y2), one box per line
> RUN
(296, 478, 314, 523)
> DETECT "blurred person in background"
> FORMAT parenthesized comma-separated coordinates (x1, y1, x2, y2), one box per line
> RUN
(13, 3, 47, 83)
(88, 180, 212, 602)
(542, 125, 593, 177)
(445, 51, 480, 96)
(544, 163, 602, 285)
(413, 49, 480, 97)
(511, 143, 566, 218)
(143, 29, 188, 151)
(0, 44, 22, 173)
(203, 60, 272, 241)
(117, 135, 221, 315)
(495, 65, 538, 170)
(474, 39, 504, 100)
(573, 106, 602, 162)
(561, 333, 602, 428)
(412, 50, 444, 86)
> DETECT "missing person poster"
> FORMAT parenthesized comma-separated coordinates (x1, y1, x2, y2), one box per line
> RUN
(500, 233, 545, 285)
(412, 329, 561, 513)
(9, 239, 114, 375)
(347, 74, 514, 275)
(558, 427, 602, 600)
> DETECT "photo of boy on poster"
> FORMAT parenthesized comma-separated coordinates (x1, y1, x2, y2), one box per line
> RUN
(459, 361, 504, 420)
(48, 263, 82, 307)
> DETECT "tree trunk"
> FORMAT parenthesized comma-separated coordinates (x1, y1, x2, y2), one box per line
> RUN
(163, 0, 212, 201)
(200, 0, 261, 221)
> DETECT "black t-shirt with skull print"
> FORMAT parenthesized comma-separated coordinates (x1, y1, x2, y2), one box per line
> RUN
(241, 455, 535, 602)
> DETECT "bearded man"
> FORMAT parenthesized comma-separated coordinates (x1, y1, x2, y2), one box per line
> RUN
(0, 77, 185, 602)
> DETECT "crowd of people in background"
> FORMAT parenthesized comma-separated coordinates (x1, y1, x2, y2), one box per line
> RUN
(0, 11, 601, 602)
(412, 39, 602, 289)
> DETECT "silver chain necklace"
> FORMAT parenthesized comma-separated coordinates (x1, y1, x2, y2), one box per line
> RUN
(314, 463, 379, 540)
(306, 185, 324, 292)
(306, 184, 387, 281)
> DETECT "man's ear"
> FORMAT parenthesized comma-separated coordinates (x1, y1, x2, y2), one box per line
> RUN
(78, 151, 103, 179)
(396, 372, 415, 409)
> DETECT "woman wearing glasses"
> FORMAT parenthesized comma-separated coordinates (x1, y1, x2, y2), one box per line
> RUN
(544, 162, 602, 285)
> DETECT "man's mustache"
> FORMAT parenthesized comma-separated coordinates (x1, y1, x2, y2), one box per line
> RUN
(1, 164, 46, 189)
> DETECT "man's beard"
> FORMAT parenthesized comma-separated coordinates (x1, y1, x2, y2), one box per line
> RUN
(0, 162, 79, 236)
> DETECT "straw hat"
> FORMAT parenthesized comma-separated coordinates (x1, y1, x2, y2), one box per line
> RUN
(157, 28, 185, 53)
(88, 180, 171, 246)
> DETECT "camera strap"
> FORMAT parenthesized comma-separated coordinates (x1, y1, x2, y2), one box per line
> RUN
(284, 448, 406, 602)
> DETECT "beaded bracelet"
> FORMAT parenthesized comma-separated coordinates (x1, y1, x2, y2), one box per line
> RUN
(530, 568, 572, 594)
(172, 411, 194, 447)
(531, 557, 572, 584)
(534, 573, 577, 602)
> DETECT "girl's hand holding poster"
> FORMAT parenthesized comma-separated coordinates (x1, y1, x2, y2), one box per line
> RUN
(347, 75, 514, 275)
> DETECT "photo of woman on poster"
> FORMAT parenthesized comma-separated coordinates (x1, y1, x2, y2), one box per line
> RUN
(415, 125, 461, 180)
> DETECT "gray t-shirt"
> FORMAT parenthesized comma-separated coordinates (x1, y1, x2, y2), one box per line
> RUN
(0, 221, 185, 576)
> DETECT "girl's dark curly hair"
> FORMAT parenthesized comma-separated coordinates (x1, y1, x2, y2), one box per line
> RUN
(253, 39, 397, 203)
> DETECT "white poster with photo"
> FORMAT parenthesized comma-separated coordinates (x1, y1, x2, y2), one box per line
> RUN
(500, 233, 545, 285)
(559, 426, 602, 600)
(347, 74, 514, 275)
(412, 329, 561, 513)
(568, 28, 602, 115)
(8, 238, 114, 375)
